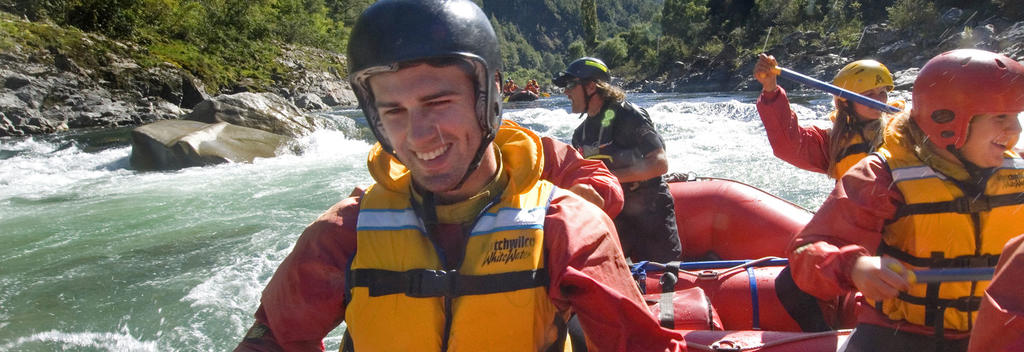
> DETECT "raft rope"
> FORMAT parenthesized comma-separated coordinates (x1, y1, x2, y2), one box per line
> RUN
(685, 329, 853, 351)
(650, 256, 783, 280)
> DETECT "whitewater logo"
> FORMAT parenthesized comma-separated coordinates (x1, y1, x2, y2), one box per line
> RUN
(482, 235, 536, 266)
(1004, 174, 1024, 188)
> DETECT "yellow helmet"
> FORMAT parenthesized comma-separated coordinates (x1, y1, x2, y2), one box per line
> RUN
(832, 60, 894, 95)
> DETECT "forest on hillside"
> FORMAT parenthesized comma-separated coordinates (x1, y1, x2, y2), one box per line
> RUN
(2, 0, 1022, 92)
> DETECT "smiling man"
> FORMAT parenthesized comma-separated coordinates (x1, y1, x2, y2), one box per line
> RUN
(232, 1, 685, 351)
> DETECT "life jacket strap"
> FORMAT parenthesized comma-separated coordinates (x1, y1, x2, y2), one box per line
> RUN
(837, 142, 870, 161)
(351, 268, 549, 298)
(896, 292, 982, 313)
(878, 243, 1000, 268)
(893, 192, 1024, 219)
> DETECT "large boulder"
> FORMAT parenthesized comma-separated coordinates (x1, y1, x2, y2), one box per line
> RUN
(129, 119, 289, 170)
(186, 92, 324, 137)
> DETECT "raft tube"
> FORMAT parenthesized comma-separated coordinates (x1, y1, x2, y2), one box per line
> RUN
(668, 177, 813, 260)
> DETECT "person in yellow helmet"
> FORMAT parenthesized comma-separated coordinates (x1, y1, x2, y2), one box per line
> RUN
(753, 54, 902, 179)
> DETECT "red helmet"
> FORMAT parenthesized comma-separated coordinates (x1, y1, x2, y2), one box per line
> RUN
(911, 49, 1024, 150)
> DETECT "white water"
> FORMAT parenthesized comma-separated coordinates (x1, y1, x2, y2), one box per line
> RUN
(1, 91, 1018, 351)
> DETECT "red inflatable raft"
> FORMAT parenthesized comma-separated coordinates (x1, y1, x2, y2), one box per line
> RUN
(667, 176, 812, 260)
(633, 177, 857, 351)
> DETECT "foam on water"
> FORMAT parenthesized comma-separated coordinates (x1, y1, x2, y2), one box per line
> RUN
(2, 329, 158, 352)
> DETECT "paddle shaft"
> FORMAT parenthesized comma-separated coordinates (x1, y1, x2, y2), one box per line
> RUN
(773, 67, 902, 114)
(912, 267, 995, 283)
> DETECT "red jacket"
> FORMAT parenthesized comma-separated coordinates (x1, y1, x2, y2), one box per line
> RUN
(969, 235, 1024, 352)
(786, 155, 895, 300)
(786, 154, 974, 338)
(235, 193, 685, 352)
(540, 136, 624, 219)
(756, 87, 832, 174)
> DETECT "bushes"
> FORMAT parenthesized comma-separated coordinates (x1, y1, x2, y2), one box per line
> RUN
(1, 0, 359, 92)
(595, 37, 628, 67)
(887, 0, 939, 32)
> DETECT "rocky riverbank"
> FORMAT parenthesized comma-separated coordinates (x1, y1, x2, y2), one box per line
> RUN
(3, 7, 1024, 138)
(628, 8, 1024, 94)
(0, 13, 356, 137)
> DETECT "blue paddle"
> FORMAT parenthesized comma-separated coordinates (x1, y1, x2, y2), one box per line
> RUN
(762, 66, 903, 114)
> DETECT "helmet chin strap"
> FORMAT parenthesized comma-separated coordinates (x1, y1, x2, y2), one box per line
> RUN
(579, 80, 596, 119)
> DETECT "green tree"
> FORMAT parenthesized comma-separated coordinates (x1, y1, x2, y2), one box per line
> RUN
(662, 0, 710, 42)
(580, 0, 598, 51)
(568, 40, 586, 59)
(595, 37, 628, 67)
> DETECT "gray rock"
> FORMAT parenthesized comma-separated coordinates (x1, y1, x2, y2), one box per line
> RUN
(878, 40, 918, 65)
(997, 21, 1024, 61)
(129, 119, 291, 170)
(186, 92, 324, 137)
(892, 68, 919, 90)
(294, 93, 328, 111)
(940, 8, 964, 25)
(321, 87, 357, 107)
(856, 24, 901, 56)
(4, 73, 32, 90)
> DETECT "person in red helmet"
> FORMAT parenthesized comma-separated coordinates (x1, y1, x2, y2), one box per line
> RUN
(787, 49, 1024, 351)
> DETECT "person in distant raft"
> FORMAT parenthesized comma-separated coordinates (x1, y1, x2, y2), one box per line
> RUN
(554, 57, 682, 263)
(232, 1, 687, 351)
(787, 49, 1024, 352)
(754, 53, 903, 179)
(525, 79, 541, 95)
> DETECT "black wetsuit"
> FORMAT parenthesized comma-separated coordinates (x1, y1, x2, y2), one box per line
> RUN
(571, 101, 682, 263)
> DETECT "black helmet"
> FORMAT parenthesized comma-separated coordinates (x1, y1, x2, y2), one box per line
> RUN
(347, 0, 502, 156)
(553, 57, 610, 87)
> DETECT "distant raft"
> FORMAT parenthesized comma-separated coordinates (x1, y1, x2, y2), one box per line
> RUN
(506, 90, 540, 102)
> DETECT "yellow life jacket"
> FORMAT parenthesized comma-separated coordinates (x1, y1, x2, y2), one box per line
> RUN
(827, 100, 903, 179)
(870, 142, 1024, 332)
(345, 125, 567, 352)
(830, 132, 871, 179)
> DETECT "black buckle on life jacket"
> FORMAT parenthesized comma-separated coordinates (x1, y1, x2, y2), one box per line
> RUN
(406, 269, 455, 298)
(950, 255, 1000, 268)
(953, 196, 991, 214)
(948, 296, 983, 312)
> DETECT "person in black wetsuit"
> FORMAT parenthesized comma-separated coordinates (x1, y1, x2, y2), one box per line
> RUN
(553, 57, 682, 263)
